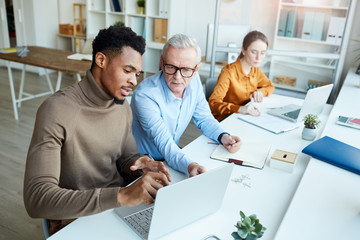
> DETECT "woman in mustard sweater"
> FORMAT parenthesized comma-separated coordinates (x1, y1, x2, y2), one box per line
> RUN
(209, 31, 274, 121)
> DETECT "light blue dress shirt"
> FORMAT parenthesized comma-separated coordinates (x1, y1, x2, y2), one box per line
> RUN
(131, 71, 225, 174)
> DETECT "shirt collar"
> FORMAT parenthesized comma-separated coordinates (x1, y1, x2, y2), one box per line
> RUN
(236, 57, 256, 78)
(78, 70, 114, 108)
(160, 71, 191, 103)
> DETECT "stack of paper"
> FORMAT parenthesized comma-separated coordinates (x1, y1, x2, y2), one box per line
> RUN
(238, 114, 299, 134)
(67, 53, 92, 61)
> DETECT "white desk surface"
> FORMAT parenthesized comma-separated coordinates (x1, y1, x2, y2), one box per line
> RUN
(274, 69, 360, 240)
(48, 94, 333, 240)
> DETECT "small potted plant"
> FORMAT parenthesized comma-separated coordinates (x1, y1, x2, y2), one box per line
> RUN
(113, 21, 125, 27)
(137, 0, 145, 14)
(302, 114, 320, 141)
(232, 211, 266, 240)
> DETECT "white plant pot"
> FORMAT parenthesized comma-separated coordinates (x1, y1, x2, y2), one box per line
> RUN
(302, 127, 317, 141)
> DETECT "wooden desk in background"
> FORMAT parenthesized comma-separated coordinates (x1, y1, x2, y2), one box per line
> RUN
(0, 46, 91, 120)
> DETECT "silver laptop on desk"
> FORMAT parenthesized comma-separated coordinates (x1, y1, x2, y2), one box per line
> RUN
(267, 84, 333, 122)
(114, 164, 234, 240)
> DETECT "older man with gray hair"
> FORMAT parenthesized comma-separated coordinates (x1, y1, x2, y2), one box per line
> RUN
(131, 34, 242, 177)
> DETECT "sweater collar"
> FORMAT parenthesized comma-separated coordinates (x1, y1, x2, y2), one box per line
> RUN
(78, 70, 114, 108)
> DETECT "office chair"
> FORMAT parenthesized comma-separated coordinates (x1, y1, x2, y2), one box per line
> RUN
(205, 77, 218, 101)
(42, 218, 50, 239)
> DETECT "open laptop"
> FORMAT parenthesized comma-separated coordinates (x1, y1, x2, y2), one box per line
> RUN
(267, 84, 333, 122)
(114, 164, 234, 240)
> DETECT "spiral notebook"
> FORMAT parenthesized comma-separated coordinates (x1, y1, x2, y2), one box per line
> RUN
(210, 139, 271, 169)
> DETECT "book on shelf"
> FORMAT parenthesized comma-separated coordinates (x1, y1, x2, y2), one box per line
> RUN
(312, 12, 325, 41)
(154, 18, 168, 43)
(302, 12, 314, 40)
(159, 0, 169, 17)
(67, 53, 92, 61)
(142, 18, 146, 39)
(326, 17, 346, 45)
(336, 116, 360, 130)
(110, 0, 121, 12)
(210, 139, 271, 169)
(301, 11, 325, 41)
(285, 9, 296, 38)
(277, 9, 288, 37)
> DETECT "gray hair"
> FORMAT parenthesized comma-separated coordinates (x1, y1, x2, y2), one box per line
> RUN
(161, 34, 202, 63)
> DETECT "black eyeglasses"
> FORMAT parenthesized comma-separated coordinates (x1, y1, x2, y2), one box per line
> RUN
(162, 63, 197, 78)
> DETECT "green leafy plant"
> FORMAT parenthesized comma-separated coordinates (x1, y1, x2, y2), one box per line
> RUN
(137, 0, 145, 7)
(232, 211, 266, 240)
(303, 114, 320, 129)
(113, 21, 125, 27)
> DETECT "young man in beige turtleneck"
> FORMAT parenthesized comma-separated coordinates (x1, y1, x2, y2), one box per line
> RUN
(23, 26, 170, 236)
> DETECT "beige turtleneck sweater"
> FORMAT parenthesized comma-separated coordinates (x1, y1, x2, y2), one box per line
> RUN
(23, 70, 141, 224)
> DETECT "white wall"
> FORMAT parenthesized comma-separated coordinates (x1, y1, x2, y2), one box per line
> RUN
(31, 0, 58, 47)
(183, 0, 216, 57)
(58, 0, 86, 24)
(219, 0, 279, 48)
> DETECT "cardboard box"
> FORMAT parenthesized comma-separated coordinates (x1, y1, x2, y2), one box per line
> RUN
(154, 19, 168, 43)
(307, 80, 329, 90)
(59, 24, 73, 35)
(59, 24, 82, 35)
(274, 75, 296, 87)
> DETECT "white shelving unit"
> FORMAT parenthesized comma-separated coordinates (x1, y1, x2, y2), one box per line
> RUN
(86, 0, 186, 76)
(269, 0, 357, 99)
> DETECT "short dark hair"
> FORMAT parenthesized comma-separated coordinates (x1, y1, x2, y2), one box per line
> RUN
(91, 26, 146, 69)
(240, 31, 268, 59)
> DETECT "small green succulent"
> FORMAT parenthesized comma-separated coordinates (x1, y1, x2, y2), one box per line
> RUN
(231, 211, 266, 240)
(303, 114, 320, 129)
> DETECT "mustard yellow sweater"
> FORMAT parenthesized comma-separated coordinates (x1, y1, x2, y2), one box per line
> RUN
(209, 58, 274, 121)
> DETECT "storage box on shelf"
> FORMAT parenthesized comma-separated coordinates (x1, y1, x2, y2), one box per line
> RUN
(269, 0, 356, 99)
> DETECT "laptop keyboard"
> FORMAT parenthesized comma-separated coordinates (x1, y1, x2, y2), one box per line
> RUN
(124, 207, 154, 237)
(282, 108, 300, 119)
